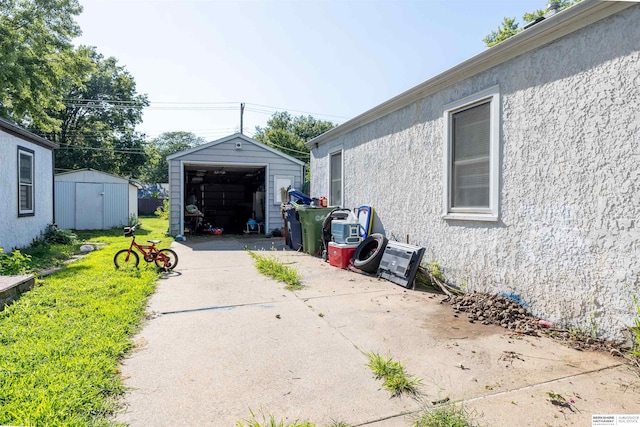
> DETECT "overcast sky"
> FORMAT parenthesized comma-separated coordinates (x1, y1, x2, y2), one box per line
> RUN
(76, 0, 544, 141)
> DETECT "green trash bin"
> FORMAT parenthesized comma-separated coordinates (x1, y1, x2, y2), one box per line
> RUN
(297, 206, 336, 256)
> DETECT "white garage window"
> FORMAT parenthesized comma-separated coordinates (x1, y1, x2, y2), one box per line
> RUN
(443, 86, 500, 221)
(18, 146, 35, 216)
(274, 175, 294, 204)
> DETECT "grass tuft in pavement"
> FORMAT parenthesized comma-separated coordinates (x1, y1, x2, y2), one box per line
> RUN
(247, 250, 302, 291)
(365, 351, 421, 397)
(412, 403, 477, 427)
(236, 408, 315, 427)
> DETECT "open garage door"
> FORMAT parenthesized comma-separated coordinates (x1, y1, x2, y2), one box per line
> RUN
(184, 165, 266, 234)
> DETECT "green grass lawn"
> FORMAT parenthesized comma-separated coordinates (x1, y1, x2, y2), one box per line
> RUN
(0, 217, 173, 427)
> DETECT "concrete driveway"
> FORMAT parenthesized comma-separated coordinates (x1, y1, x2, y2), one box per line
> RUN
(117, 236, 639, 426)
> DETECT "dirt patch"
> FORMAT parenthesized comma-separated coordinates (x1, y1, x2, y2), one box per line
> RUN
(442, 292, 638, 361)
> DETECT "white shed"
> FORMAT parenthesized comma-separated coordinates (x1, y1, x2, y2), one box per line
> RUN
(55, 169, 139, 230)
(167, 133, 305, 236)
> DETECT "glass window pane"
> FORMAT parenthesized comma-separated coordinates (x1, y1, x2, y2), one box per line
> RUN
(451, 102, 490, 208)
(330, 152, 342, 206)
(20, 184, 33, 211)
(19, 153, 33, 184)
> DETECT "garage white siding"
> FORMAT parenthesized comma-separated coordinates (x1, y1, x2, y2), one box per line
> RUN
(168, 134, 305, 236)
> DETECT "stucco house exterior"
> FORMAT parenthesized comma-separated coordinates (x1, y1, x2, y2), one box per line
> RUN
(0, 118, 58, 251)
(307, 0, 639, 340)
(167, 133, 305, 236)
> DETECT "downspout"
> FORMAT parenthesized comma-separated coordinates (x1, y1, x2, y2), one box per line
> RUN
(52, 149, 56, 225)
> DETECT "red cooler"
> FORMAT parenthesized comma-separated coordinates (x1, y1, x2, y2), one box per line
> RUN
(328, 242, 359, 269)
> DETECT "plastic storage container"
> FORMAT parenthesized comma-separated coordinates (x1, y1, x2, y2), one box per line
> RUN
(331, 220, 361, 244)
(285, 208, 303, 251)
(297, 206, 336, 256)
(328, 242, 359, 269)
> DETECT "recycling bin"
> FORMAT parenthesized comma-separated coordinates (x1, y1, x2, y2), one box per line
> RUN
(285, 207, 303, 251)
(297, 206, 336, 256)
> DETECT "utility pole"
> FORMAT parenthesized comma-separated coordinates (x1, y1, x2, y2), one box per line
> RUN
(240, 103, 245, 134)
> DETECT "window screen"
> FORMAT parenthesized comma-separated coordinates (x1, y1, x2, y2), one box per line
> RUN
(451, 102, 490, 208)
(330, 151, 342, 206)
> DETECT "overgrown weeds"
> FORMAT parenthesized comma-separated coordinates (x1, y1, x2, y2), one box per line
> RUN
(631, 295, 640, 357)
(247, 250, 302, 291)
(412, 403, 476, 427)
(155, 198, 169, 220)
(236, 408, 315, 427)
(0, 247, 32, 275)
(0, 224, 81, 274)
(365, 351, 421, 397)
(0, 217, 171, 426)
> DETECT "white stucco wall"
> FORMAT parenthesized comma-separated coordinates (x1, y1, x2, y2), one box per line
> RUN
(0, 131, 55, 251)
(310, 5, 640, 340)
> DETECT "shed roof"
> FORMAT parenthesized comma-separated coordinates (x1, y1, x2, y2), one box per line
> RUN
(0, 117, 58, 150)
(55, 168, 141, 187)
(167, 133, 306, 166)
(306, 0, 634, 148)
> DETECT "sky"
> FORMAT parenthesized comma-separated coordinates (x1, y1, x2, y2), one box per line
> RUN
(75, 0, 545, 142)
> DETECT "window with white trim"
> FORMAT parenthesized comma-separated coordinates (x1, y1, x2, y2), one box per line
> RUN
(18, 147, 35, 216)
(274, 175, 294, 205)
(443, 86, 500, 221)
(329, 150, 342, 207)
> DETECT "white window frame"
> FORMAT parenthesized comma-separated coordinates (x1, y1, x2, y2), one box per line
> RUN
(443, 86, 500, 222)
(274, 175, 294, 205)
(18, 146, 35, 217)
(328, 147, 343, 207)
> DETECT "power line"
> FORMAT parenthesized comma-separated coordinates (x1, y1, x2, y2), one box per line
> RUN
(60, 99, 349, 120)
(245, 102, 349, 120)
(57, 145, 146, 155)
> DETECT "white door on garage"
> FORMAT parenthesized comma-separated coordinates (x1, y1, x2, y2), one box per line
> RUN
(76, 183, 103, 230)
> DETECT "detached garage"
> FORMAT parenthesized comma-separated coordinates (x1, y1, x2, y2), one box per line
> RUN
(55, 169, 139, 230)
(167, 133, 305, 236)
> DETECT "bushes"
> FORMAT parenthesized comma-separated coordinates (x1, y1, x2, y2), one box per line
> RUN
(0, 247, 32, 275)
(155, 199, 169, 220)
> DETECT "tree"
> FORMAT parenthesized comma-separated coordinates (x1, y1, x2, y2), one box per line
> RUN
(483, 17, 520, 47)
(253, 112, 336, 163)
(139, 132, 205, 183)
(483, 0, 581, 47)
(49, 47, 149, 177)
(0, 0, 83, 132)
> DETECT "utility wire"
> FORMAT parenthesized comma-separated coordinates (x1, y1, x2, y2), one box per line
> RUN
(61, 99, 349, 120)
(57, 145, 146, 154)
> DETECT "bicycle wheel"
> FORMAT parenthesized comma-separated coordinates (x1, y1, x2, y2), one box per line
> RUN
(155, 248, 178, 271)
(114, 249, 140, 269)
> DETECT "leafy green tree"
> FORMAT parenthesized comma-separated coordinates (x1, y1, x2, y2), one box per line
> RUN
(49, 47, 149, 177)
(0, 0, 83, 132)
(484, 0, 581, 47)
(139, 132, 205, 183)
(483, 17, 520, 47)
(253, 112, 336, 163)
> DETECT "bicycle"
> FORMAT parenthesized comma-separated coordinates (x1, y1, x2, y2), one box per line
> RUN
(113, 224, 178, 271)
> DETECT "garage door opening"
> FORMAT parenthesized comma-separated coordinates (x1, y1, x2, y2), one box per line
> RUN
(184, 166, 266, 235)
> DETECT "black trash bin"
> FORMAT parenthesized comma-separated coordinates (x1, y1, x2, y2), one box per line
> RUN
(285, 207, 303, 251)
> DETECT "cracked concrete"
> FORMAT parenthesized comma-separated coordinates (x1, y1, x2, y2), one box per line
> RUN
(116, 236, 639, 426)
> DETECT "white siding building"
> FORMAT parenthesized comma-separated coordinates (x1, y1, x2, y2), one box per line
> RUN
(168, 134, 305, 236)
(0, 118, 57, 252)
(55, 169, 139, 230)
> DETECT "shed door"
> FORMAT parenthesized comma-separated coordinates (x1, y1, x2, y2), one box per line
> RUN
(76, 183, 104, 230)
